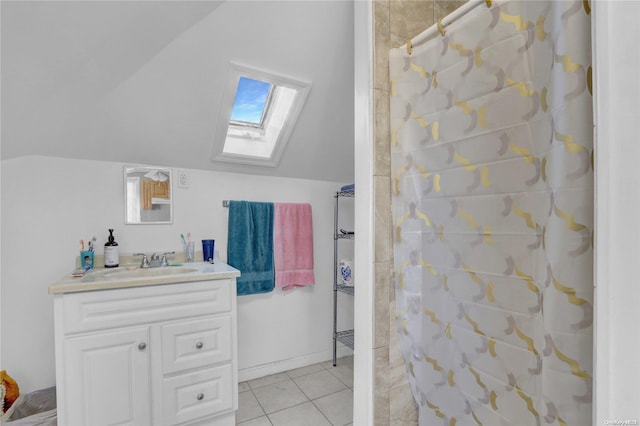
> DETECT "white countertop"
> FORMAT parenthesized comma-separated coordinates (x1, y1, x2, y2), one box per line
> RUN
(49, 261, 240, 294)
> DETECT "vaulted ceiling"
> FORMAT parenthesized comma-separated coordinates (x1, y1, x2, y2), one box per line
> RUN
(1, 1, 355, 182)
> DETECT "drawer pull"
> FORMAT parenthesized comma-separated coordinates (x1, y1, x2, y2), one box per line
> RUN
(196, 393, 204, 401)
(195, 341, 204, 349)
(138, 342, 147, 351)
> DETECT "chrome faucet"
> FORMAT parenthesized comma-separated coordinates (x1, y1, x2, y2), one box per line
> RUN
(133, 253, 150, 268)
(149, 253, 161, 268)
(133, 251, 174, 268)
(160, 252, 174, 267)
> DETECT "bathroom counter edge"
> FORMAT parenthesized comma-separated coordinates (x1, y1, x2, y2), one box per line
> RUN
(48, 262, 240, 294)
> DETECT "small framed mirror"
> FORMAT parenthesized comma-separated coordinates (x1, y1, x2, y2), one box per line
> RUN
(124, 166, 173, 224)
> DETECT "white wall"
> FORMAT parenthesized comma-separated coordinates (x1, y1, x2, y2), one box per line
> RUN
(1, 155, 353, 393)
(593, 2, 640, 422)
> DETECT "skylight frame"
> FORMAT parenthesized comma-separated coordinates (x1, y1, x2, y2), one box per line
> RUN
(211, 62, 312, 167)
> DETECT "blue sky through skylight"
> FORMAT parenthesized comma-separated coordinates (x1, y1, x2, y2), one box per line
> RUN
(230, 77, 272, 124)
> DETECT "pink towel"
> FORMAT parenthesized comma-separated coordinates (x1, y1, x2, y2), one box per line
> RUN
(274, 203, 315, 290)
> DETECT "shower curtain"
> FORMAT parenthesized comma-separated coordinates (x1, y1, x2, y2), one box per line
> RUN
(390, 1, 593, 425)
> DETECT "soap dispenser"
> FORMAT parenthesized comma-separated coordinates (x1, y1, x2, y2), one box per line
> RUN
(104, 229, 119, 268)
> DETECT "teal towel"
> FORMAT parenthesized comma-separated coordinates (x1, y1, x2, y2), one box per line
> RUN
(227, 200, 275, 295)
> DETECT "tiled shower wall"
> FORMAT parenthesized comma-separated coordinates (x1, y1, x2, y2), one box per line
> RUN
(371, 1, 468, 424)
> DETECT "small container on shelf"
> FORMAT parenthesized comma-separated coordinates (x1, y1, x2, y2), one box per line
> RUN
(339, 259, 353, 286)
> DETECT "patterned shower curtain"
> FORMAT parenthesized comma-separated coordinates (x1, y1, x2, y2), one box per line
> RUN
(389, 1, 593, 424)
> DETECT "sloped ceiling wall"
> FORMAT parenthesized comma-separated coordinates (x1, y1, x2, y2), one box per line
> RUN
(1, 1, 355, 182)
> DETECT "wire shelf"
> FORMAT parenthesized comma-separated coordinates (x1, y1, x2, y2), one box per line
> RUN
(336, 233, 355, 240)
(335, 329, 354, 350)
(336, 284, 354, 296)
(337, 189, 355, 198)
(333, 186, 355, 366)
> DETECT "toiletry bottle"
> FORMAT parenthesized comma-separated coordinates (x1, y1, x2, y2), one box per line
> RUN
(104, 229, 119, 268)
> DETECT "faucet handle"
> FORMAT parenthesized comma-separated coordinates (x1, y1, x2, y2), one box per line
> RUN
(161, 251, 175, 267)
(133, 253, 150, 268)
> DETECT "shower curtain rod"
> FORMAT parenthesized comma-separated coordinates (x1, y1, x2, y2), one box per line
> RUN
(401, 0, 488, 54)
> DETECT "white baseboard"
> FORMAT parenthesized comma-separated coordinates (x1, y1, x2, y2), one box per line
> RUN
(238, 347, 354, 382)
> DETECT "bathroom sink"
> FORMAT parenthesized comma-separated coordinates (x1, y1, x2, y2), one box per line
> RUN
(51, 261, 239, 294)
(110, 267, 198, 279)
(87, 267, 198, 281)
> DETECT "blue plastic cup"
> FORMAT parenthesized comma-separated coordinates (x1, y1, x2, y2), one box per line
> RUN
(80, 250, 94, 269)
(202, 239, 215, 263)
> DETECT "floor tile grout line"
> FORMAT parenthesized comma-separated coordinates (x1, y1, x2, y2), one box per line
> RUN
(264, 399, 325, 423)
(246, 372, 293, 391)
(290, 375, 313, 403)
(326, 365, 355, 389)
(311, 389, 353, 426)
(293, 370, 350, 403)
(244, 356, 352, 388)
(237, 414, 273, 426)
(309, 397, 338, 426)
(243, 388, 270, 425)
(286, 363, 326, 380)
(253, 378, 314, 420)
(285, 375, 337, 425)
(325, 368, 353, 389)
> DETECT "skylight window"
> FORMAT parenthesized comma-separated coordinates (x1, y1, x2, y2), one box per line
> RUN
(230, 77, 273, 127)
(212, 63, 311, 167)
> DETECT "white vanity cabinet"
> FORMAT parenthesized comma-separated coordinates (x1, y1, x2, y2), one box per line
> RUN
(51, 267, 239, 426)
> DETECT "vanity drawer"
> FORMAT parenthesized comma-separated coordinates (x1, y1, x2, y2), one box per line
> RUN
(62, 279, 232, 334)
(162, 364, 233, 425)
(162, 316, 232, 374)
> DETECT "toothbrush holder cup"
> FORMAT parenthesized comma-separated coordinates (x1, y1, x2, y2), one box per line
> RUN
(202, 239, 215, 263)
(184, 242, 195, 263)
(80, 250, 94, 269)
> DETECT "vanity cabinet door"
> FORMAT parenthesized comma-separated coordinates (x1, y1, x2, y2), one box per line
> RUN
(63, 327, 152, 426)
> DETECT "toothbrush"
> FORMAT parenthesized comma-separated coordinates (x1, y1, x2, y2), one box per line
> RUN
(80, 240, 85, 251)
(181, 233, 194, 262)
(180, 233, 188, 253)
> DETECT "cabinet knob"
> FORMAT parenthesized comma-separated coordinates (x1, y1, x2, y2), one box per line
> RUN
(196, 393, 204, 401)
(195, 341, 204, 349)
(138, 342, 147, 351)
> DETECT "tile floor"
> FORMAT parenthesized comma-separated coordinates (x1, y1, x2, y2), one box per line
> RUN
(237, 356, 354, 426)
